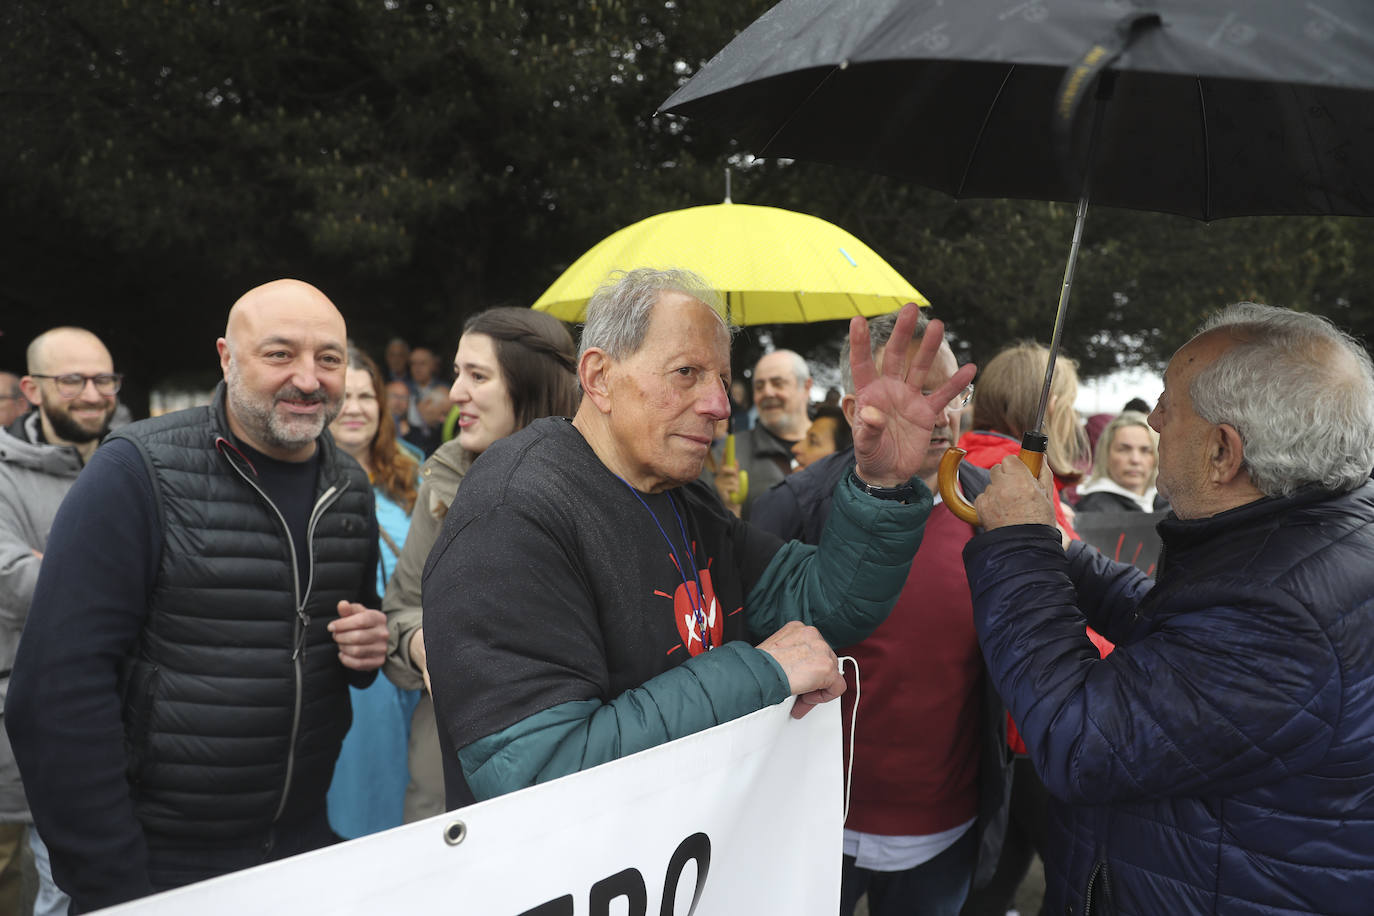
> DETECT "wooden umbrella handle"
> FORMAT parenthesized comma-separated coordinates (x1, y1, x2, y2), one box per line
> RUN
(937, 433, 1048, 526)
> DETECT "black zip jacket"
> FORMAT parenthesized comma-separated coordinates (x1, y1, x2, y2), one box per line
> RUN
(5, 385, 378, 911)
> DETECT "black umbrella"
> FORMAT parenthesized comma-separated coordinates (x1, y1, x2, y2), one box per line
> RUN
(660, 0, 1374, 520)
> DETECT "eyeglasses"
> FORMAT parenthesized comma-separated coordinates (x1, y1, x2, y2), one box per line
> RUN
(923, 383, 975, 411)
(30, 373, 123, 398)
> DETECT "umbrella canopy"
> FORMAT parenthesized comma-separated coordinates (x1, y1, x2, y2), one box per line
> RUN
(531, 201, 927, 325)
(661, 0, 1374, 220)
(661, 0, 1374, 523)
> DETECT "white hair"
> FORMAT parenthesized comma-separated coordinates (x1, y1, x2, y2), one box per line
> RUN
(579, 268, 732, 360)
(1191, 302, 1374, 497)
(757, 349, 811, 385)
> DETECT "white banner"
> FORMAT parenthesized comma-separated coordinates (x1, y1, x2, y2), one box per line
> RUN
(100, 698, 842, 915)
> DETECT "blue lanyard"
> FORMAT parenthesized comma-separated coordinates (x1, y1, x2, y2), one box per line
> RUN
(617, 477, 712, 651)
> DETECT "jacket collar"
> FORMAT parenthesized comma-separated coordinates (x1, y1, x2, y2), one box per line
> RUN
(1158, 479, 1374, 551)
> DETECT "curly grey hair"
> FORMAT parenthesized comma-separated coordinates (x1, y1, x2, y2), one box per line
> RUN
(839, 309, 932, 394)
(578, 268, 732, 360)
(1190, 302, 1374, 497)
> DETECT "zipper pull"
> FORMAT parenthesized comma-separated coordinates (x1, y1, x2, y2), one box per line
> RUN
(292, 609, 311, 660)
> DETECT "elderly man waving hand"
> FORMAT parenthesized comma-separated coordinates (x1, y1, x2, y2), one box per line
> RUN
(424, 268, 976, 802)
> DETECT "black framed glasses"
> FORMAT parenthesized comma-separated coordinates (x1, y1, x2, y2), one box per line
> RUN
(30, 373, 123, 398)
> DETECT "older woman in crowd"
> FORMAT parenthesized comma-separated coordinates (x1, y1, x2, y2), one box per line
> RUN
(1074, 411, 1165, 513)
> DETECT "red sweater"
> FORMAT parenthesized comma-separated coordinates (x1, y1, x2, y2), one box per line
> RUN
(955, 430, 1080, 538)
(956, 430, 1111, 755)
(840, 502, 982, 836)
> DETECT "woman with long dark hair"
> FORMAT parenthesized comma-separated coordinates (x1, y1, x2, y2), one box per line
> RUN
(381, 307, 580, 819)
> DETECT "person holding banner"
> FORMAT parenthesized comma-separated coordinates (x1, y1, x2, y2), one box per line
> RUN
(966, 303, 1374, 915)
(423, 267, 976, 802)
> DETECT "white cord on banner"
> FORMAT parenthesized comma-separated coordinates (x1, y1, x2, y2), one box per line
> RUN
(837, 655, 860, 823)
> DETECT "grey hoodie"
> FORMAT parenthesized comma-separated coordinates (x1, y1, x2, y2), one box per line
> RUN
(0, 412, 84, 821)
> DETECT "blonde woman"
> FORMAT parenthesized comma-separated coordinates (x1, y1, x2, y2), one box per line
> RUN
(1075, 411, 1164, 513)
(955, 341, 1089, 524)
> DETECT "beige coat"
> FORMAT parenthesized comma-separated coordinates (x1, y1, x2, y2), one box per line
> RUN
(381, 439, 471, 821)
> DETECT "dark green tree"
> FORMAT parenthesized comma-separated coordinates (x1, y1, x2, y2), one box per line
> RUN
(2, 0, 1369, 409)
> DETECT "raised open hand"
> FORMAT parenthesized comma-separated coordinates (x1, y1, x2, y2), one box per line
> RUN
(847, 305, 978, 488)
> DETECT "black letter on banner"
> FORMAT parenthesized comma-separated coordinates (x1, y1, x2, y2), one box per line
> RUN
(518, 896, 573, 916)
(660, 832, 711, 916)
(590, 868, 648, 916)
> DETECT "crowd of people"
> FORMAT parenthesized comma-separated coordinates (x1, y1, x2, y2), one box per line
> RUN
(1, 272, 1373, 916)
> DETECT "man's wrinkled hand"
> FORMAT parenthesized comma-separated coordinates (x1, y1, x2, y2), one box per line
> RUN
(330, 601, 389, 671)
(848, 305, 977, 488)
(975, 455, 1059, 531)
(757, 621, 846, 719)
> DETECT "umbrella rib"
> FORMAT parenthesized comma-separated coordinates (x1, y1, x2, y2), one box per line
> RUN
(955, 65, 1017, 197)
(1195, 77, 1213, 221)
(759, 65, 845, 157)
(1282, 81, 1339, 216)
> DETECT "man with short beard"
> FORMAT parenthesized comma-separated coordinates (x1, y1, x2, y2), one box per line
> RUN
(714, 349, 813, 519)
(0, 327, 119, 916)
(6, 280, 390, 912)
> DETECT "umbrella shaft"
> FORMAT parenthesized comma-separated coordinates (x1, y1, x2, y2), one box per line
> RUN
(1033, 84, 1110, 435)
(1033, 193, 1090, 434)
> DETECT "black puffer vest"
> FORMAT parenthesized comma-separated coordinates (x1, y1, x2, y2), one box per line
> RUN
(109, 386, 374, 840)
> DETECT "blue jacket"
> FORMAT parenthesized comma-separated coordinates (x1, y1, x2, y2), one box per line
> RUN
(964, 481, 1374, 915)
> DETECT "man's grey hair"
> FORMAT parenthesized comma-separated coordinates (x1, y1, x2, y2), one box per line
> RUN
(579, 268, 733, 360)
(1190, 302, 1374, 498)
(840, 310, 932, 394)
(758, 349, 811, 385)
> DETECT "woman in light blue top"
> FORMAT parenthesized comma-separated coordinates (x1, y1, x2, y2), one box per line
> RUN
(325, 347, 422, 838)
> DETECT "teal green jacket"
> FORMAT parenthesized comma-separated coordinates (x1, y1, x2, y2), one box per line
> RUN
(457, 471, 933, 800)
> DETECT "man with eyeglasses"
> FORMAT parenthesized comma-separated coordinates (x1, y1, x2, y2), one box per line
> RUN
(751, 311, 1007, 916)
(0, 326, 119, 916)
(6, 282, 389, 912)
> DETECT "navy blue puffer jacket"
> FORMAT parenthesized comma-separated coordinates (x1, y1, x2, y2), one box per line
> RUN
(964, 481, 1374, 915)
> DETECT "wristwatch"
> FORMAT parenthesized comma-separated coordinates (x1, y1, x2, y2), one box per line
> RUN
(850, 471, 916, 504)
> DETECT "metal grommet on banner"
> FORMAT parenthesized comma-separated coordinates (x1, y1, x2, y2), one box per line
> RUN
(444, 820, 467, 846)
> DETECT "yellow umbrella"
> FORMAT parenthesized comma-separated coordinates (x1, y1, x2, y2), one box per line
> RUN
(531, 201, 927, 324)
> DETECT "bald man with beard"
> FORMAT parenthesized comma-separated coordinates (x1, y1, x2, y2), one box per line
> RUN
(6, 280, 389, 911)
(0, 328, 119, 916)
